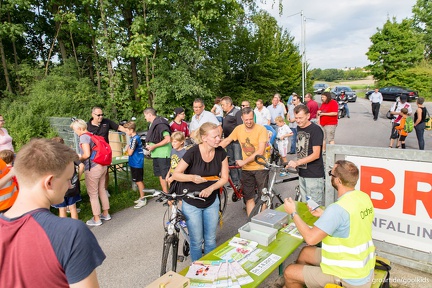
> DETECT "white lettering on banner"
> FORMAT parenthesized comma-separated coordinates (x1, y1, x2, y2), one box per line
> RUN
(346, 156, 432, 253)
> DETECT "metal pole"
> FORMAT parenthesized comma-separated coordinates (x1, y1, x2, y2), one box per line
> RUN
(301, 11, 305, 101)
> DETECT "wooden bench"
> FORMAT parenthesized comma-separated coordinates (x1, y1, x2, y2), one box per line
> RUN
(324, 256, 391, 288)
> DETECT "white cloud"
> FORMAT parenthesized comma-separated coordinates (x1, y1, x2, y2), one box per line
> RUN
(258, 0, 417, 69)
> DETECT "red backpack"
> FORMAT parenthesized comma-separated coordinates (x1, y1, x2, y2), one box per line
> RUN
(84, 132, 112, 166)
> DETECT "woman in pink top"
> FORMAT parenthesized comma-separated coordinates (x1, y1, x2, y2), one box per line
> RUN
(0, 115, 14, 152)
(317, 92, 338, 153)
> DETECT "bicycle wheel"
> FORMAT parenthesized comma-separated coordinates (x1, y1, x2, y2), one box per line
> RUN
(248, 199, 266, 222)
(160, 234, 179, 276)
(218, 187, 228, 219)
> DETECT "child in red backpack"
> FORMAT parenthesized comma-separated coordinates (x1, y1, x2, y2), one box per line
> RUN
(395, 108, 408, 149)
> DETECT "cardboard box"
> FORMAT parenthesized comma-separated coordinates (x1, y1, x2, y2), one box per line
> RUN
(146, 271, 190, 288)
(251, 209, 288, 230)
(238, 222, 277, 246)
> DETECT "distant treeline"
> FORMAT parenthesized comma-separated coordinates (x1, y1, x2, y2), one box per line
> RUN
(310, 68, 368, 82)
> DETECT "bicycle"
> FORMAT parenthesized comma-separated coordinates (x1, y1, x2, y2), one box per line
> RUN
(142, 188, 204, 276)
(247, 155, 299, 221)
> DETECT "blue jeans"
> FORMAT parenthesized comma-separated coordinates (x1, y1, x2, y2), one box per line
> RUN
(182, 197, 220, 261)
(290, 128, 297, 154)
(344, 103, 350, 117)
(226, 141, 242, 185)
(415, 122, 425, 150)
(299, 177, 325, 206)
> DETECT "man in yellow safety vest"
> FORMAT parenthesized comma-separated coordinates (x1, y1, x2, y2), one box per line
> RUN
(282, 160, 375, 288)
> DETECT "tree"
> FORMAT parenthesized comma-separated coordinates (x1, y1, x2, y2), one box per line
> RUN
(366, 18, 424, 81)
(412, 0, 432, 60)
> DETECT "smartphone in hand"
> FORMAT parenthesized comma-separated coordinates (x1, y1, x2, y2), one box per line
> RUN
(306, 196, 320, 211)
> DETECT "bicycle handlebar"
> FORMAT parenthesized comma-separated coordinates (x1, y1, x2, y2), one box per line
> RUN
(254, 155, 298, 174)
(142, 188, 205, 201)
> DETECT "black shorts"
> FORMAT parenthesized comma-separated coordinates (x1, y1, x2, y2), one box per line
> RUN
(153, 158, 170, 177)
(399, 135, 407, 141)
(241, 170, 269, 201)
(130, 167, 144, 182)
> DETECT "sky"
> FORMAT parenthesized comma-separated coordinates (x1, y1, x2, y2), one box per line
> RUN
(258, 0, 417, 69)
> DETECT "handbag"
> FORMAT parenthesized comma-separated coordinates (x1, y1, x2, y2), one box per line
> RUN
(386, 102, 398, 120)
(425, 109, 432, 130)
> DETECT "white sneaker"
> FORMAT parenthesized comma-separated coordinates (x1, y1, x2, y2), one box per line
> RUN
(134, 198, 147, 209)
(134, 198, 142, 204)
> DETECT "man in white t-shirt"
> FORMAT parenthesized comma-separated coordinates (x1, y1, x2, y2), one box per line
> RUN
(189, 98, 221, 141)
(254, 99, 271, 126)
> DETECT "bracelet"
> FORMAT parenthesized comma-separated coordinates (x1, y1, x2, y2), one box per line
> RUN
(290, 211, 298, 219)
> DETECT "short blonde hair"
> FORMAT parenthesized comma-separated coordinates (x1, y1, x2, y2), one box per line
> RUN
(123, 121, 136, 131)
(171, 131, 185, 142)
(195, 122, 219, 144)
(0, 149, 15, 165)
(275, 116, 285, 123)
(70, 119, 87, 130)
(14, 138, 78, 186)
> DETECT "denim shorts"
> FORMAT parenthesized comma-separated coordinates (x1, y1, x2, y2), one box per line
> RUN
(52, 194, 82, 208)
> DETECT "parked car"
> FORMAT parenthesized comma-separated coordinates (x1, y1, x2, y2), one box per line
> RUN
(330, 86, 357, 102)
(365, 86, 418, 102)
(313, 83, 329, 94)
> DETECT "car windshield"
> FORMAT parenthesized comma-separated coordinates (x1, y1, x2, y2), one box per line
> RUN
(337, 87, 352, 92)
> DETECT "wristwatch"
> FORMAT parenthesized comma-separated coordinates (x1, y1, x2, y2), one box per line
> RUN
(290, 211, 298, 219)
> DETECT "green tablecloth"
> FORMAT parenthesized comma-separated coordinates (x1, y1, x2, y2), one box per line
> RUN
(180, 202, 318, 287)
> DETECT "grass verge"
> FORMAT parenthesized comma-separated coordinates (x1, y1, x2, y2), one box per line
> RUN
(51, 158, 161, 222)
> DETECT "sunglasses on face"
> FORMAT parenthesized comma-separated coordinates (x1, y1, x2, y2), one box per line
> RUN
(328, 170, 336, 178)
(94, 113, 104, 117)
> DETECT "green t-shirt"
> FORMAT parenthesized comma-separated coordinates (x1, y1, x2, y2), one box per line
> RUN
(150, 131, 171, 158)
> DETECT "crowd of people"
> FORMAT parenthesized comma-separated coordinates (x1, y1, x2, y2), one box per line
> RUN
(0, 91, 429, 287)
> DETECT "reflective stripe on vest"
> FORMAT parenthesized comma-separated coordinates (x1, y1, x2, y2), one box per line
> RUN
(321, 190, 375, 279)
(0, 181, 17, 201)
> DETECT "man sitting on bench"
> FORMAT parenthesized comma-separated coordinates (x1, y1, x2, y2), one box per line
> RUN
(282, 160, 375, 288)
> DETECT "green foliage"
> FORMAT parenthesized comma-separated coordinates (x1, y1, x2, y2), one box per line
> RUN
(366, 18, 424, 81)
(412, 0, 432, 60)
(377, 60, 432, 99)
(310, 68, 367, 82)
(0, 64, 100, 149)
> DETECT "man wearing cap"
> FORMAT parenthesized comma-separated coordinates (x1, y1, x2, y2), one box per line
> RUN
(170, 107, 190, 139)
(389, 94, 412, 148)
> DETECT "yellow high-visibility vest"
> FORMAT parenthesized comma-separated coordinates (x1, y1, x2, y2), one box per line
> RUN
(321, 190, 375, 279)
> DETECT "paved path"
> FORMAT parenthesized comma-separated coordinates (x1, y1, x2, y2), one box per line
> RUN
(91, 96, 432, 287)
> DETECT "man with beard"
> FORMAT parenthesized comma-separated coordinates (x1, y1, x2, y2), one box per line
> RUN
(286, 105, 324, 205)
(219, 107, 268, 216)
(281, 160, 375, 288)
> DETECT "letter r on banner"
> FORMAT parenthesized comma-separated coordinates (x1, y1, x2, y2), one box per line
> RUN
(404, 171, 432, 218)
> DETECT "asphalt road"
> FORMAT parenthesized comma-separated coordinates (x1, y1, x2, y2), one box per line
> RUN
(91, 96, 432, 287)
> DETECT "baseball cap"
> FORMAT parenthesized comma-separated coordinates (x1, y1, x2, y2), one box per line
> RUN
(292, 92, 298, 95)
(174, 107, 184, 115)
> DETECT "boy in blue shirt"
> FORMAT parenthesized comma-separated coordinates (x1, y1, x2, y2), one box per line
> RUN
(123, 122, 146, 208)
